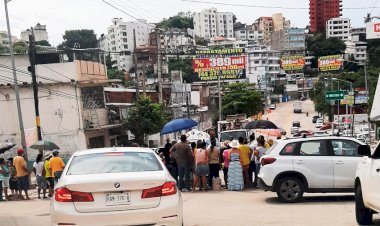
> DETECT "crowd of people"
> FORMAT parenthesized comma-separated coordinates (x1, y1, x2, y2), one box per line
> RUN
(159, 130, 275, 192)
(0, 148, 65, 201)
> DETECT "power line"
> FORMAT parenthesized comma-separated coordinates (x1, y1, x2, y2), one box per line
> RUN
(370, 0, 379, 14)
(113, 0, 160, 22)
(39, 64, 72, 81)
(101, 0, 156, 27)
(180, 0, 380, 10)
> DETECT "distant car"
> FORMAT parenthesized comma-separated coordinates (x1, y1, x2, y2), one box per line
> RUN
(291, 126, 300, 134)
(320, 122, 332, 131)
(293, 130, 314, 137)
(292, 121, 301, 128)
(270, 104, 276, 110)
(300, 96, 307, 101)
(314, 131, 329, 137)
(312, 116, 320, 124)
(51, 147, 183, 226)
(355, 144, 380, 225)
(342, 130, 353, 137)
(315, 118, 324, 128)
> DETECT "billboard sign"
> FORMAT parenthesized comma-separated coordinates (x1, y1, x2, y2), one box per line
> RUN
(366, 22, 380, 40)
(280, 55, 305, 71)
(341, 95, 355, 106)
(192, 48, 246, 82)
(318, 55, 343, 72)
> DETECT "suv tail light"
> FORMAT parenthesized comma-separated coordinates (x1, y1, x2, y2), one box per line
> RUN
(261, 157, 277, 166)
(55, 187, 94, 202)
(142, 181, 177, 198)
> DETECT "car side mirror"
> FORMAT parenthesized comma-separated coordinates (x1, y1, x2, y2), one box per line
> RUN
(358, 145, 371, 157)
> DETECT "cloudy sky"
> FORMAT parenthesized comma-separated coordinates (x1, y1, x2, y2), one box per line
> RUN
(0, 0, 379, 46)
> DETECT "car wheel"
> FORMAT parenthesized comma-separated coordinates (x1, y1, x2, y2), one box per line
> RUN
(276, 177, 304, 203)
(355, 184, 373, 225)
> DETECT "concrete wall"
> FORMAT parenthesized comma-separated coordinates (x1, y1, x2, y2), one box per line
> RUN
(0, 84, 87, 159)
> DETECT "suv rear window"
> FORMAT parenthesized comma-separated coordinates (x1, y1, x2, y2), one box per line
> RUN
(66, 152, 163, 175)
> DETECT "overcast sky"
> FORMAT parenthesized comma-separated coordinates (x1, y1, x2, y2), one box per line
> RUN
(0, 0, 379, 46)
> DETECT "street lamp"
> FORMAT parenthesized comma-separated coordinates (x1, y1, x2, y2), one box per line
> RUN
(3, 0, 27, 152)
(344, 59, 371, 142)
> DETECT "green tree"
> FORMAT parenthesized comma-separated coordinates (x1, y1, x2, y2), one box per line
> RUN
(13, 41, 26, 53)
(35, 40, 51, 46)
(222, 83, 263, 117)
(0, 44, 7, 54)
(367, 39, 380, 67)
(306, 33, 346, 67)
(195, 36, 207, 46)
(168, 58, 194, 83)
(158, 15, 193, 30)
(310, 80, 332, 117)
(58, 29, 97, 49)
(123, 97, 171, 145)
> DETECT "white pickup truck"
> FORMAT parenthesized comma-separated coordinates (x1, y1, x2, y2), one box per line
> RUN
(355, 143, 380, 225)
(293, 101, 302, 113)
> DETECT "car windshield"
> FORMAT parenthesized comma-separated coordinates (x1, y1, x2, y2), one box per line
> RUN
(220, 131, 246, 141)
(66, 152, 163, 175)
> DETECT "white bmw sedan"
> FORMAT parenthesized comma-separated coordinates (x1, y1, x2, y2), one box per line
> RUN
(50, 147, 183, 226)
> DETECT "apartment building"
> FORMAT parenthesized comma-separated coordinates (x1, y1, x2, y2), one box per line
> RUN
(271, 28, 306, 51)
(234, 23, 264, 45)
(253, 13, 290, 46)
(246, 46, 281, 89)
(20, 23, 49, 42)
(193, 8, 235, 40)
(105, 18, 155, 71)
(309, 0, 342, 33)
(326, 17, 351, 41)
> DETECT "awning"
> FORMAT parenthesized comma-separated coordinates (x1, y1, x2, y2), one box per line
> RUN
(370, 75, 380, 122)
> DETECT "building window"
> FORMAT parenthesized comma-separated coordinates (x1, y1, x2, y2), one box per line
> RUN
(122, 32, 127, 36)
(123, 45, 128, 49)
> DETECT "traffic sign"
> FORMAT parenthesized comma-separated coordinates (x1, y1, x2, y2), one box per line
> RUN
(325, 91, 345, 100)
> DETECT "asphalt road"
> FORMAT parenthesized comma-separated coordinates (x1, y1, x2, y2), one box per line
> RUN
(0, 100, 377, 226)
(1, 189, 379, 226)
(266, 100, 317, 136)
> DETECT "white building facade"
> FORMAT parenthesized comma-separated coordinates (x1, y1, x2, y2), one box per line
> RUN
(105, 18, 155, 71)
(162, 28, 195, 54)
(326, 17, 351, 41)
(20, 23, 49, 42)
(246, 46, 281, 89)
(193, 8, 234, 40)
(0, 54, 120, 160)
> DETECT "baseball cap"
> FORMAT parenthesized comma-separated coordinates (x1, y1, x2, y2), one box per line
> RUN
(17, 148, 24, 154)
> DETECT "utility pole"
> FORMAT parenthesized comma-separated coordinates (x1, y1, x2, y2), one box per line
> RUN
(218, 70, 222, 121)
(364, 62, 371, 143)
(156, 29, 163, 103)
(28, 29, 43, 142)
(4, 0, 27, 153)
(142, 60, 146, 98)
(133, 29, 139, 100)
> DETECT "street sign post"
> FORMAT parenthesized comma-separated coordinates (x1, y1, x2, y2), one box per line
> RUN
(325, 91, 345, 101)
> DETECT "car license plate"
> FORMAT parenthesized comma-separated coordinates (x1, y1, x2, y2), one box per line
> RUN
(105, 192, 130, 206)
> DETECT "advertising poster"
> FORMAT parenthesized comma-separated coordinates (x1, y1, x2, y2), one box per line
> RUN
(192, 48, 246, 82)
(318, 55, 343, 71)
(280, 55, 305, 71)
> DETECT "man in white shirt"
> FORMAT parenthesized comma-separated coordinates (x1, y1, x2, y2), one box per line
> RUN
(248, 134, 257, 186)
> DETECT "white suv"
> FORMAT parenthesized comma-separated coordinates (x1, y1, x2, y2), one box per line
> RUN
(354, 143, 380, 225)
(258, 136, 365, 202)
